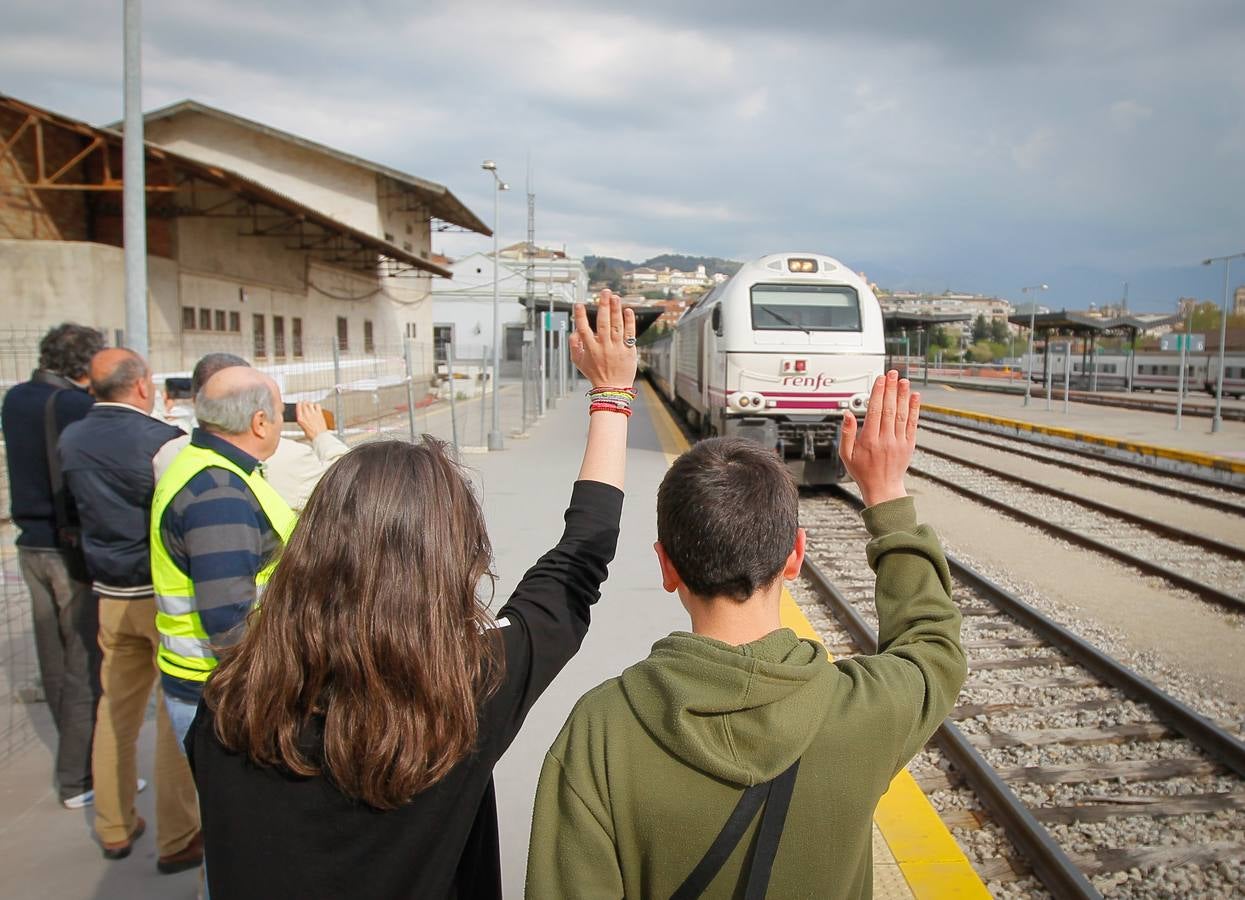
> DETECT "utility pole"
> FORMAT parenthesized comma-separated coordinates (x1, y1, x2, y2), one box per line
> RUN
(123, 0, 148, 357)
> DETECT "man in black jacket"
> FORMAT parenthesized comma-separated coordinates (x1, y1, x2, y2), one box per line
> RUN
(59, 348, 202, 872)
(1, 323, 103, 808)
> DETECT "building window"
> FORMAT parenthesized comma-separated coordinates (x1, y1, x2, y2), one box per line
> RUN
(336, 317, 349, 351)
(229, 311, 241, 333)
(433, 325, 453, 362)
(214, 309, 227, 332)
(200, 309, 212, 331)
(364, 320, 374, 353)
(253, 314, 266, 358)
(292, 317, 303, 358)
(182, 307, 196, 331)
(404, 322, 417, 340)
(273, 315, 286, 357)
(383, 232, 395, 242)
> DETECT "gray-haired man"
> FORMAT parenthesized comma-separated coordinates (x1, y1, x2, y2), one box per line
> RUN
(149, 367, 296, 749)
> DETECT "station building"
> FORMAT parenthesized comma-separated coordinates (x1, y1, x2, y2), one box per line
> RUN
(0, 94, 488, 389)
(431, 244, 587, 375)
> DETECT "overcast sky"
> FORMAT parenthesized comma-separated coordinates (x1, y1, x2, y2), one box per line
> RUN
(3, 0, 1243, 310)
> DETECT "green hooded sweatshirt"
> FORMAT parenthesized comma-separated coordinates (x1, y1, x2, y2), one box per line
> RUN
(526, 497, 966, 899)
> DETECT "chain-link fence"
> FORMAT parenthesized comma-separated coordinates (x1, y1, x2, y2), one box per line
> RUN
(0, 325, 579, 770)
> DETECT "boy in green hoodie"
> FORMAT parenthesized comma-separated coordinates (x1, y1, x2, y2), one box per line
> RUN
(527, 371, 966, 899)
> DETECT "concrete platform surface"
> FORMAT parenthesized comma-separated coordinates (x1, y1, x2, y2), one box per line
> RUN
(925, 381, 1245, 461)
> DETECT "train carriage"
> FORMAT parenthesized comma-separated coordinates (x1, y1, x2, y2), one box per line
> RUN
(643, 252, 885, 484)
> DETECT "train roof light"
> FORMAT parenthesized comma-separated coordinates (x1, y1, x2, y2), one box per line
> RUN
(788, 258, 818, 273)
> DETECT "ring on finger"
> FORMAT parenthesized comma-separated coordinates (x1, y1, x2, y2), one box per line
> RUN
(624, 336, 637, 347)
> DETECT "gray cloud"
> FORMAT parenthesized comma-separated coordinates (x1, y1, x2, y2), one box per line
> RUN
(2, 0, 1242, 307)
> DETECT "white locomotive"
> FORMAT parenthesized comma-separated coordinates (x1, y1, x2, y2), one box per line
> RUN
(643, 252, 885, 484)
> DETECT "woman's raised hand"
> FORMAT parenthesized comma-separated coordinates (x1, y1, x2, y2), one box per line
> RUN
(838, 370, 920, 508)
(571, 292, 637, 389)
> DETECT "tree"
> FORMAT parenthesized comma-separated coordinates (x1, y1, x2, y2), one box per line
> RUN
(972, 313, 989, 342)
(990, 318, 1010, 343)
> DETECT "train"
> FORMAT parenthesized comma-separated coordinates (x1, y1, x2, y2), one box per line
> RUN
(1018, 350, 1245, 397)
(641, 252, 885, 484)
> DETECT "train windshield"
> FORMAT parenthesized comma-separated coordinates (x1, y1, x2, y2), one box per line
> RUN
(750, 284, 861, 332)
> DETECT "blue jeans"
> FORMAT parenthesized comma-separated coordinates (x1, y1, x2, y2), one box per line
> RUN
(163, 694, 199, 756)
(163, 693, 209, 897)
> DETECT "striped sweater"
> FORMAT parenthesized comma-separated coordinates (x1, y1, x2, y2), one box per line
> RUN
(158, 429, 282, 702)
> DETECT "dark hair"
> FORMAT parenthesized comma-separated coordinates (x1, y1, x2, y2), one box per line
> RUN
(657, 437, 799, 601)
(91, 350, 148, 401)
(39, 324, 105, 380)
(204, 438, 502, 809)
(192, 352, 249, 395)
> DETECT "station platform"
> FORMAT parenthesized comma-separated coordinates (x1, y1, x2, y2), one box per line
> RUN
(918, 381, 1245, 476)
(0, 380, 986, 899)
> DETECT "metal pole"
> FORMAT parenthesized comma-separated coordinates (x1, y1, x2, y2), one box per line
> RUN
(559, 323, 567, 397)
(480, 346, 488, 445)
(488, 182, 503, 450)
(447, 344, 459, 450)
(403, 338, 418, 442)
(520, 342, 529, 428)
(331, 338, 344, 439)
(1063, 343, 1070, 414)
(123, 0, 148, 358)
(538, 308, 547, 415)
(1024, 306, 1036, 407)
(1045, 345, 1052, 411)
(547, 286, 555, 408)
(1211, 259, 1231, 434)
(1176, 321, 1189, 431)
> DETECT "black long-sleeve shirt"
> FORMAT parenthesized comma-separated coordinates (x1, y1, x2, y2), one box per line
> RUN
(187, 480, 623, 900)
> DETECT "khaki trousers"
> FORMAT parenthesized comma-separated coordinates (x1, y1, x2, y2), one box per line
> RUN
(92, 596, 199, 855)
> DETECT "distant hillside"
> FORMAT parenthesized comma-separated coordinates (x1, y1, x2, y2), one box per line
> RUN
(585, 254, 742, 291)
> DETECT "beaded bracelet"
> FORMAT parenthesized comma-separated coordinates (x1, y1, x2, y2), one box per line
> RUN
(587, 385, 635, 417)
(589, 400, 633, 417)
(585, 386, 636, 400)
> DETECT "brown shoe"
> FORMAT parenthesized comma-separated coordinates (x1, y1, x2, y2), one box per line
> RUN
(101, 816, 146, 860)
(158, 829, 204, 875)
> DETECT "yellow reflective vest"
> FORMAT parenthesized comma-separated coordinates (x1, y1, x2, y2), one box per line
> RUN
(150, 442, 297, 684)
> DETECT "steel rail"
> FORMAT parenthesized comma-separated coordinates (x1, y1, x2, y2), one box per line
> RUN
(921, 411, 1245, 495)
(906, 464, 1245, 612)
(800, 551, 1101, 899)
(922, 378, 1245, 422)
(920, 422, 1245, 516)
(914, 444, 1245, 560)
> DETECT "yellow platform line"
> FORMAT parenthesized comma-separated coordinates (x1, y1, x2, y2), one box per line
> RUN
(640, 382, 989, 899)
(924, 402, 1245, 475)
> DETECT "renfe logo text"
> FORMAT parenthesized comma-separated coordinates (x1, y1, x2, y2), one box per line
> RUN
(780, 373, 835, 390)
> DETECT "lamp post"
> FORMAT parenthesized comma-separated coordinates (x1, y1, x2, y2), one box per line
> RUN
(482, 161, 508, 450)
(1202, 252, 1244, 434)
(1021, 284, 1048, 407)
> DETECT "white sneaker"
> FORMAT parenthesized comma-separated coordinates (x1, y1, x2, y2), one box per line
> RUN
(61, 779, 147, 810)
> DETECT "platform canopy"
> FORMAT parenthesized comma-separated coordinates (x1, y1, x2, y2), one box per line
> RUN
(1008, 309, 1184, 338)
(519, 296, 664, 335)
(883, 311, 973, 332)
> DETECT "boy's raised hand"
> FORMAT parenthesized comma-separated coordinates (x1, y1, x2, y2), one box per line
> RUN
(838, 370, 919, 507)
(571, 292, 637, 389)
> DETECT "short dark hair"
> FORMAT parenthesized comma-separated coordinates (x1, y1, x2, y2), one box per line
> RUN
(192, 352, 250, 395)
(91, 350, 148, 401)
(38, 324, 105, 380)
(657, 437, 799, 601)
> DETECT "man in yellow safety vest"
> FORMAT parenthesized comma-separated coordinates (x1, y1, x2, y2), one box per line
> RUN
(150, 366, 296, 752)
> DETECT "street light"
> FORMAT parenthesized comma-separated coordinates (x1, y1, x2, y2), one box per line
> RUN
(1020, 284, 1048, 407)
(1202, 251, 1245, 434)
(482, 160, 508, 451)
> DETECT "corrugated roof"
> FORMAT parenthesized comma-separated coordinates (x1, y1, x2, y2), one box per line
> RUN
(2, 94, 452, 279)
(119, 99, 490, 236)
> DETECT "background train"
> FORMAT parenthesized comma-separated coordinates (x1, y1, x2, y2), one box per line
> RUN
(642, 252, 885, 484)
(1018, 350, 1245, 397)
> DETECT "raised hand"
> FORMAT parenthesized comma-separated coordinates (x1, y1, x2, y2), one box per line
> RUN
(295, 401, 329, 440)
(838, 370, 919, 507)
(571, 292, 637, 389)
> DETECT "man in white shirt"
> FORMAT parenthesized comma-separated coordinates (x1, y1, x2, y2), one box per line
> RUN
(154, 353, 349, 511)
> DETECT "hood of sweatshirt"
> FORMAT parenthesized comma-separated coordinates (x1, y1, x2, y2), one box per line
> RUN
(619, 628, 833, 787)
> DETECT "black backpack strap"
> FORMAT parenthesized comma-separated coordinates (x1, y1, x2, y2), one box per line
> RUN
(670, 758, 801, 900)
(743, 758, 801, 900)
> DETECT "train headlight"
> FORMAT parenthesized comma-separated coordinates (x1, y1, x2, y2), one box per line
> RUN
(728, 392, 766, 411)
(787, 258, 818, 273)
(849, 393, 868, 412)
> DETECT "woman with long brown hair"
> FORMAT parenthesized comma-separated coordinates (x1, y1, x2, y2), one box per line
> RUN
(186, 297, 638, 899)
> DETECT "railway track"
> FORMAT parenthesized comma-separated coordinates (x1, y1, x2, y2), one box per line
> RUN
(798, 489, 1245, 897)
(903, 447, 1245, 613)
(919, 421, 1245, 515)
